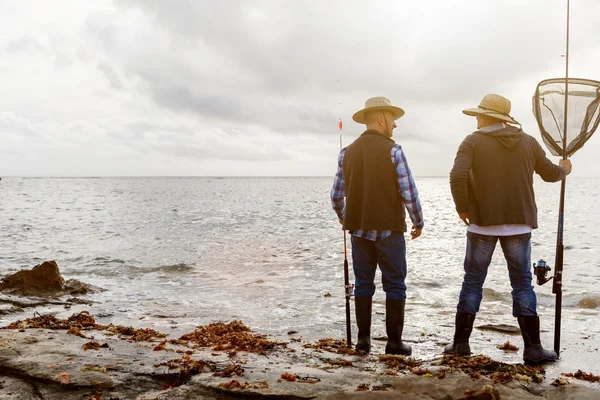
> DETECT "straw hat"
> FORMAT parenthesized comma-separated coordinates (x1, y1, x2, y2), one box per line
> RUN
(463, 94, 519, 125)
(352, 96, 405, 124)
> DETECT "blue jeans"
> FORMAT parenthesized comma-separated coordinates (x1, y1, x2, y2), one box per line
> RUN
(457, 232, 537, 317)
(351, 232, 407, 300)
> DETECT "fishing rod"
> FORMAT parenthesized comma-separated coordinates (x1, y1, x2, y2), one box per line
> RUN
(338, 80, 352, 348)
(552, 0, 570, 356)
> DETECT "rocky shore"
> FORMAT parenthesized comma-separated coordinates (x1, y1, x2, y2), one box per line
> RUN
(1, 262, 599, 399)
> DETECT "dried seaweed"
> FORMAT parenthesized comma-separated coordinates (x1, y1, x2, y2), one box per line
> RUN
(497, 341, 519, 351)
(412, 368, 432, 376)
(217, 379, 269, 390)
(323, 358, 353, 367)
(2, 311, 166, 343)
(303, 338, 359, 355)
(213, 363, 244, 378)
(104, 324, 166, 342)
(82, 341, 109, 351)
(355, 383, 369, 391)
(440, 354, 544, 383)
(2, 311, 103, 331)
(155, 354, 216, 388)
(280, 372, 296, 382)
(177, 320, 286, 354)
(563, 370, 600, 383)
(378, 354, 422, 371)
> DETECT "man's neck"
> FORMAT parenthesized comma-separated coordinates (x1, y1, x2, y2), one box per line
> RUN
(365, 126, 389, 137)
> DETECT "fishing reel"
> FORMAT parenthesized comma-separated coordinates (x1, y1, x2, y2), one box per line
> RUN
(533, 259, 553, 286)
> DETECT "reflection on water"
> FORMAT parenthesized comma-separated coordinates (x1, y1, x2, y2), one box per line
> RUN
(0, 177, 599, 374)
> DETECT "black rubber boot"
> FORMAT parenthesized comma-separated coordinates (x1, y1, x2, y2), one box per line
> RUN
(444, 312, 476, 356)
(517, 316, 558, 364)
(385, 298, 412, 355)
(354, 296, 372, 353)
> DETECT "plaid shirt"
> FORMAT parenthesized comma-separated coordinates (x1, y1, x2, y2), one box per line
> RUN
(330, 144, 424, 241)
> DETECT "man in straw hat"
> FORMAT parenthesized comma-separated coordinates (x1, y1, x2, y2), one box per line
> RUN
(330, 96, 424, 355)
(447, 93, 572, 364)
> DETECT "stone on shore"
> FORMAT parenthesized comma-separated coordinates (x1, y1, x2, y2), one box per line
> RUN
(0, 260, 102, 297)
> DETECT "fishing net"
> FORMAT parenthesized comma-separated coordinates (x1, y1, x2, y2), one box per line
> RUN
(532, 78, 600, 157)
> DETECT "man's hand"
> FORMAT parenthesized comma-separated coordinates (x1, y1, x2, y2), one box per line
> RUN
(459, 212, 470, 226)
(410, 226, 422, 240)
(559, 159, 572, 176)
(338, 218, 344, 226)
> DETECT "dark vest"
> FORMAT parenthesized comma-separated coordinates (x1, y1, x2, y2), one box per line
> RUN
(342, 130, 406, 232)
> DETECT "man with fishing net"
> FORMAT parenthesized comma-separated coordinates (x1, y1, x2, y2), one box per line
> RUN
(447, 94, 571, 364)
(330, 96, 424, 355)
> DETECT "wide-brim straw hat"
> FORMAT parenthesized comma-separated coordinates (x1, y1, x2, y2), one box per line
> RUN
(352, 96, 405, 124)
(463, 94, 519, 125)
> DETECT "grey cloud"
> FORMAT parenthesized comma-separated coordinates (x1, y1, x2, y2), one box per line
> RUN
(0, 112, 42, 137)
(98, 62, 125, 90)
(5, 36, 47, 54)
(127, 121, 200, 136)
(134, 68, 336, 135)
(144, 77, 241, 120)
(54, 51, 73, 69)
(150, 142, 294, 162)
(103, 120, 295, 162)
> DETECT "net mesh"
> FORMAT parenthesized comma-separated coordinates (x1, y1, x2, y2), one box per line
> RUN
(532, 78, 600, 157)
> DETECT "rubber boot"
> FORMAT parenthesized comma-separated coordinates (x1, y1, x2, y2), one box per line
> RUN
(354, 296, 372, 353)
(444, 312, 475, 356)
(517, 316, 558, 364)
(385, 298, 412, 355)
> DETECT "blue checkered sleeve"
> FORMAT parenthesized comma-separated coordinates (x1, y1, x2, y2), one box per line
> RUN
(392, 145, 424, 230)
(330, 148, 346, 220)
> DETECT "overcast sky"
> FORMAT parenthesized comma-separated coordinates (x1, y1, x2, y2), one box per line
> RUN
(1, 0, 599, 177)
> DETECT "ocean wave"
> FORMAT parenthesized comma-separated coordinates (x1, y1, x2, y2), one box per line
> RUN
(129, 262, 196, 274)
(416, 280, 443, 289)
(537, 292, 600, 309)
(482, 288, 506, 301)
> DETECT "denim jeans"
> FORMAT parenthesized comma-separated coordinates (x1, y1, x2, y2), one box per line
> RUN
(351, 232, 407, 300)
(457, 232, 537, 317)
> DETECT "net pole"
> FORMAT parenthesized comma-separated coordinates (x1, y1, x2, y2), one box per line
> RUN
(553, 0, 570, 356)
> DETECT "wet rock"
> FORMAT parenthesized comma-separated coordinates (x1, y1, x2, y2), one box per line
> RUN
(0, 261, 102, 298)
(476, 324, 521, 335)
(0, 375, 38, 400)
(1, 261, 65, 296)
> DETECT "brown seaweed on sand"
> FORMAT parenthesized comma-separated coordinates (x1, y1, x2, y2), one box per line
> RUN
(2, 311, 167, 343)
(213, 363, 245, 378)
(217, 379, 269, 390)
(175, 320, 286, 354)
(2, 311, 103, 331)
(562, 370, 600, 383)
(323, 358, 353, 367)
(440, 354, 545, 383)
(104, 324, 166, 342)
(82, 341, 109, 351)
(378, 354, 422, 371)
(497, 341, 519, 351)
(280, 372, 296, 382)
(154, 354, 217, 388)
(303, 338, 360, 355)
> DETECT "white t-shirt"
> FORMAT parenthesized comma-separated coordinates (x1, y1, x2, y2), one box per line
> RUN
(467, 224, 532, 236)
